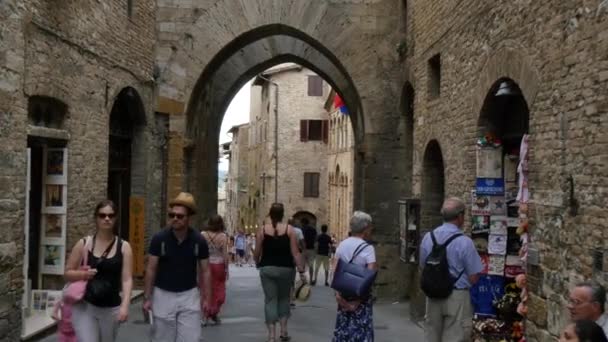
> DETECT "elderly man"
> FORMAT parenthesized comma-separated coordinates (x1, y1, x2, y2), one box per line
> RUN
(143, 192, 211, 342)
(419, 197, 483, 342)
(568, 282, 608, 336)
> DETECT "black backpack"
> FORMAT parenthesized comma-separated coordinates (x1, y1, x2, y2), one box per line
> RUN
(420, 232, 464, 299)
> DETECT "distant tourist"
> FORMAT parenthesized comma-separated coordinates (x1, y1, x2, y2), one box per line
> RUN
(201, 214, 229, 325)
(235, 229, 247, 267)
(64, 200, 133, 342)
(254, 203, 307, 342)
(301, 217, 318, 277)
(313, 225, 333, 286)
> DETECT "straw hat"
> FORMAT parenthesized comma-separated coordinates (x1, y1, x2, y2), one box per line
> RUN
(169, 192, 197, 214)
(294, 280, 311, 302)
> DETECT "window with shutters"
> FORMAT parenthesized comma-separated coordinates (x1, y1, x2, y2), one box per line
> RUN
(300, 120, 329, 143)
(303, 172, 320, 197)
(307, 75, 323, 96)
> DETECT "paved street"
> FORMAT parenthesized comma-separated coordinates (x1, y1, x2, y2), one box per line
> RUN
(37, 265, 423, 341)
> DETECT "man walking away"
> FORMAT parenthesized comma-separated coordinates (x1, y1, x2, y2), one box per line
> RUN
(419, 197, 483, 342)
(313, 225, 332, 286)
(143, 192, 211, 342)
(301, 218, 317, 278)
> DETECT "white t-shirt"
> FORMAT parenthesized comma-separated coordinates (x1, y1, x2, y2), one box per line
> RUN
(292, 227, 304, 242)
(335, 237, 376, 266)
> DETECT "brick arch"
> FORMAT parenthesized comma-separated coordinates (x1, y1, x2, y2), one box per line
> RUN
(421, 139, 445, 233)
(473, 47, 540, 118)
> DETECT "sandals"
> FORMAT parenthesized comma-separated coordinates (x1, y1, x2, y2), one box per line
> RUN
(280, 335, 291, 341)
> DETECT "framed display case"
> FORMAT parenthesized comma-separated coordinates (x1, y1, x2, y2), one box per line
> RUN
(399, 198, 421, 264)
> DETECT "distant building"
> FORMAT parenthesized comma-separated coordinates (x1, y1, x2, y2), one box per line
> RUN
(326, 90, 355, 241)
(241, 64, 330, 229)
(224, 124, 250, 235)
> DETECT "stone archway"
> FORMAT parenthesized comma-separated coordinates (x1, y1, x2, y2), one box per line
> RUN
(155, 1, 406, 298)
(107, 87, 146, 241)
(183, 25, 365, 225)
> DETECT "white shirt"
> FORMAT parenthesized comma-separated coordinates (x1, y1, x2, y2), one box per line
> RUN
(293, 227, 304, 242)
(335, 237, 376, 266)
(596, 313, 608, 337)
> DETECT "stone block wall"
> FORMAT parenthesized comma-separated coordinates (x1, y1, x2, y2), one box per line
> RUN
(1, 1, 159, 338)
(405, 0, 608, 338)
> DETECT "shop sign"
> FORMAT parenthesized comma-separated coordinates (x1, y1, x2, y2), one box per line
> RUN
(476, 178, 505, 196)
(129, 197, 145, 277)
(476, 147, 503, 178)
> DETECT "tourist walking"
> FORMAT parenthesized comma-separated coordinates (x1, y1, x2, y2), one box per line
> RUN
(201, 214, 229, 325)
(229, 236, 236, 264)
(313, 224, 333, 286)
(64, 200, 133, 342)
(567, 282, 608, 336)
(247, 233, 256, 266)
(254, 203, 307, 342)
(332, 211, 377, 342)
(301, 217, 317, 277)
(419, 197, 483, 342)
(143, 192, 211, 342)
(235, 229, 247, 266)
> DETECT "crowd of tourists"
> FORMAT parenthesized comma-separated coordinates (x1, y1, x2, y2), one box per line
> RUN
(51, 192, 604, 342)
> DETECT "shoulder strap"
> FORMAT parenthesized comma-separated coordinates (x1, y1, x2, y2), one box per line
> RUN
(349, 242, 370, 263)
(430, 232, 462, 248)
(443, 234, 463, 247)
(81, 237, 90, 266)
(99, 237, 117, 259)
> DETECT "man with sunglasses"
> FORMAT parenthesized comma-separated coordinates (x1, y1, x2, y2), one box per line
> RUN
(143, 192, 211, 342)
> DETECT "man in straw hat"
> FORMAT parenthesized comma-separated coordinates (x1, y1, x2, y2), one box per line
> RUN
(143, 192, 211, 342)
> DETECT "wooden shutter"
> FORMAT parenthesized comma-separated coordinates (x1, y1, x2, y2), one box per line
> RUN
(300, 120, 309, 141)
(313, 173, 319, 197)
(322, 120, 328, 144)
(307, 76, 323, 96)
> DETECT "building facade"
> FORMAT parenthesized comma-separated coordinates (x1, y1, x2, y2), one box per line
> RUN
(400, 1, 608, 340)
(224, 124, 250, 235)
(326, 91, 355, 241)
(245, 64, 330, 229)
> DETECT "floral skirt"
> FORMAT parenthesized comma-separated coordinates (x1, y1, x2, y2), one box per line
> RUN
(333, 300, 374, 342)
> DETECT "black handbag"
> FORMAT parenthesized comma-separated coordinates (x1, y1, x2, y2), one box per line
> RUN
(331, 243, 377, 299)
(84, 236, 117, 305)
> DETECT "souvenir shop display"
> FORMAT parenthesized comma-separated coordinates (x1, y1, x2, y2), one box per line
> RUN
(470, 134, 530, 342)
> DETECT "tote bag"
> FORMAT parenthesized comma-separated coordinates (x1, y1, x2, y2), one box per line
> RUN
(62, 237, 91, 303)
(331, 243, 377, 299)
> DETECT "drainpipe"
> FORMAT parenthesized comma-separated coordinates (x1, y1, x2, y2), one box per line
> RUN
(258, 74, 279, 203)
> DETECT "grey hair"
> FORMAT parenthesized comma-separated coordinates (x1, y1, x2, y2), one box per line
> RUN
(577, 282, 606, 314)
(440, 197, 466, 221)
(350, 211, 372, 234)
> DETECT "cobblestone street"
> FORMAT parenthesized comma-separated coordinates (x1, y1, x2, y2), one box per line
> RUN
(36, 265, 423, 341)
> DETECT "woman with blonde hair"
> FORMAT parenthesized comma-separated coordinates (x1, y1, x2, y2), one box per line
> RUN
(201, 214, 229, 325)
(254, 203, 307, 342)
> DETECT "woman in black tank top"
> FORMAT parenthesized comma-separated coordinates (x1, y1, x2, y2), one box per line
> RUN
(254, 203, 307, 342)
(64, 200, 134, 342)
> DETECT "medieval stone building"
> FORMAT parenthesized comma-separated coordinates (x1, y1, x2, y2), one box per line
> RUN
(0, 1, 166, 339)
(326, 90, 355, 241)
(1, 0, 607, 340)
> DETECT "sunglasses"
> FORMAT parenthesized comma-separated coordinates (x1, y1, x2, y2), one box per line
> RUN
(168, 213, 186, 220)
(97, 213, 116, 219)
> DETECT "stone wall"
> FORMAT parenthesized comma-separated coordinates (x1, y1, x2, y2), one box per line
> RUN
(405, 0, 608, 338)
(0, 1, 158, 338)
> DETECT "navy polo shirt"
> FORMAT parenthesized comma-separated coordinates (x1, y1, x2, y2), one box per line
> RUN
(149, 227, 209, 292)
